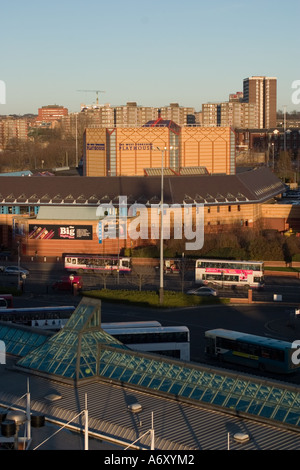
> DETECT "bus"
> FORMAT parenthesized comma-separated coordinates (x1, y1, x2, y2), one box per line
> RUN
(205, 328, 300, 374)
(102, 321, 162, 329)
(195, 259, 264, 289)
(0, 306, 76, 330)
(103, 325, 190, 361)
(64, 254, 131, 274)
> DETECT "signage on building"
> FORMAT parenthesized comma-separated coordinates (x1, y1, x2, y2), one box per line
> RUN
(87, 143, 105, 151)
(28, 225, 93, 240)
(119, 143, 153, 151)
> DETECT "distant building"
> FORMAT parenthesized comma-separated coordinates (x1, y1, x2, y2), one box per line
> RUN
(202, 77, 277, 129)
(243, 76, 277, 128)
(0, 117, 29, 150)
(36, 105, 68, 124)
(202, 101, 257, 128)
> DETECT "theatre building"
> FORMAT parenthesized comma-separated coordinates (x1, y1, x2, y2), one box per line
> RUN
(0, 166, 294, 260)
(83, 121, 236, 177)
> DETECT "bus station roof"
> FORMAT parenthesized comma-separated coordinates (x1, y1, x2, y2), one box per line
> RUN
(1, 297, 300, 450)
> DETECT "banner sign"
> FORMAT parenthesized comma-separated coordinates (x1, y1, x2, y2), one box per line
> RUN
(29, 224, 93, 240)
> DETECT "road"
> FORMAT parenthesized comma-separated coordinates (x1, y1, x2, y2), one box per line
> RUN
(2, 263, 300, 384)
(1, 263, 300, 303)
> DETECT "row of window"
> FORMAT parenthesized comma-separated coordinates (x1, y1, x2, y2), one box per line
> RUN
(111, 332, 189, 345)
(0, 206, 39, 215)
(216, 337, 285, 362)
(207, 205, 242, 213)
(207, 220, 249, 226)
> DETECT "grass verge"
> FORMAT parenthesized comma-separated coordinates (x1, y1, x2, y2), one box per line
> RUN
(265, 266, 300, 272)
(81, 289, 230, 308)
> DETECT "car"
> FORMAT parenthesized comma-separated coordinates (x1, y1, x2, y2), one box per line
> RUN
(52, 276, 83, 291)
(4, 266, 29, 276)
(186, 286, 217, 297)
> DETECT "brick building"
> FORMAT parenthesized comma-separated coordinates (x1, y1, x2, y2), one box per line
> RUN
(36, 105, 68, 124)
(0, 167, 291, 259)
(83, 122, 236, 177)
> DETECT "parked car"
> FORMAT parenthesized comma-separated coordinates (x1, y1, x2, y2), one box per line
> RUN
(52, 276, 83, 291)
(186, 286, 217, 297)
(4, 266, 29, 276)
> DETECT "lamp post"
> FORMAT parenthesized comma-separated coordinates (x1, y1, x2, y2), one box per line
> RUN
(17, 241, 20, 291)
(157, 146, 173, 305)
(75, 113, 78, 167)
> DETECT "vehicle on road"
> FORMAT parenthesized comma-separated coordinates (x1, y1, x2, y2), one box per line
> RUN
(3, 266, 29, 276)
(64, 253, 131, 274)
(103, 325, 190, 361)
(205, 328, 300, 374)
(187, 287, 217, 297)
(52, 276, 83, 291)
(195, 258, 264, 289)
(0, 305, 76, 329)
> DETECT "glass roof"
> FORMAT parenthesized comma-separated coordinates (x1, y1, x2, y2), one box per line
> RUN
(1, 297, 300, 431)
(0, 322, 48, 357)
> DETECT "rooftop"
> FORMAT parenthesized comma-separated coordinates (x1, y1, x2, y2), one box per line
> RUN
(1, 297, 300, 450)
(0, 167, 285, 207)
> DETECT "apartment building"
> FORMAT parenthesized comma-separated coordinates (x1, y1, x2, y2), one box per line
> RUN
(0, 117, 29, 150)
(243, 76, 277, 128)
(202, 101, 257, 128)
(202, 77, 277, 129)
(36, 105, 68, 124)
(77, 102, 195, 128)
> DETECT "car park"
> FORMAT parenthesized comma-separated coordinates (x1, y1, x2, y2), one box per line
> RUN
(186, 286, 217, 297)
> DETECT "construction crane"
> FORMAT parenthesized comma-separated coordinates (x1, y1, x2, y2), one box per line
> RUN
(76, 90, 106, 105)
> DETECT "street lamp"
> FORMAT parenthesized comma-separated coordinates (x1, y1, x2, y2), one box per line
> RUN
(17, 241, 20, 291)
(75, 113, 79, 167)
(157, 146, 173, 305)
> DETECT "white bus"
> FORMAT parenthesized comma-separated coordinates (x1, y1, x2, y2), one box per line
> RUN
(103, 325, 190, 361)
(102, 321, 162, 329)
(195, 259, 264, 289)
(64, 254, 131, 274)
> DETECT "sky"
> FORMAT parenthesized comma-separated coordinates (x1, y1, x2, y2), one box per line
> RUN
(0, 0, 299, 115)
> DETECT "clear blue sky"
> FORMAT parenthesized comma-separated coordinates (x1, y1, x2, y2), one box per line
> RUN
(0, 0, 299, 115)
